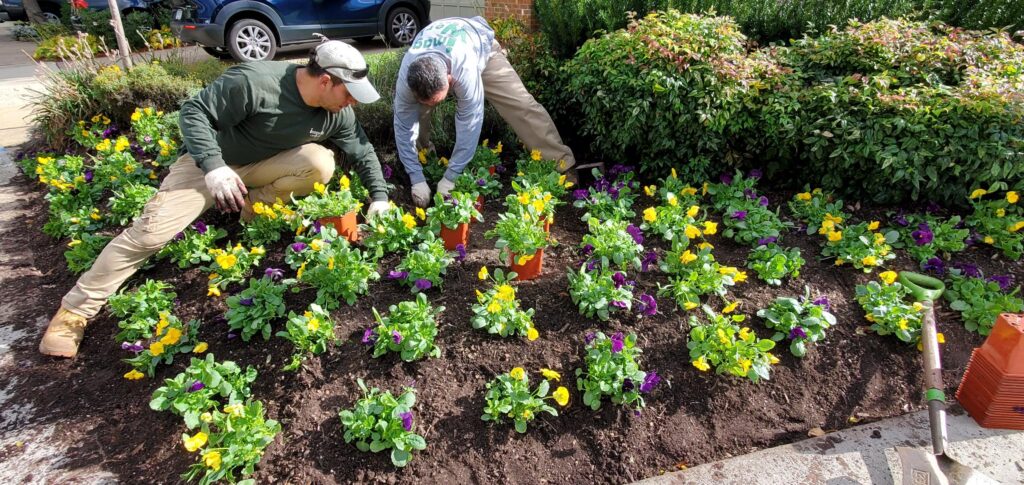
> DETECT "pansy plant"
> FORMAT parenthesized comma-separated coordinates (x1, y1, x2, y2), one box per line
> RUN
(822, 221, 898, 272)
(720, 202, 788, 246)
(69, 114, 111, 149)
(149, 354, 258, 429)
(965, 188, 1024, 260)
(575, 332, 658, 410)
(182, 400, 281, 484)
(482, 367, 569, 433)
(204, 243, 265, 290)
(298, 231, 379, 309)
(366, 293, 443, 362)
(277, 304, 339, 371)
(358, 204, 423, 258)
(855, 271, 925, 343)
(567, 266, 635, 321)
(471, 267, 538, 340)
(124, 312, 201, 377)
(338, 379, 426, 467)
(64, 233, 112, 274)
(485, 210, 551, 264)
(512, 157, 573, 200)
(704, 169, 761, 212)
(157, 221, 227, 269)
(225, 275, 291, 342)
(108, 278, 177, 342)
(688, 307, 778, 382)
(106, 181, 157, 225)
(580, 218, 645, 271)
(788, 187, 849, 234)
(241, 198, 297, 246)
(571, 168, 638, 222)
(639, 201, 705, 243)
(294, 177, 361, 221)
(454, 166, 503, 201)
(756, 288, 835, 357)
(658, 244, 743, 310)
(426, 190, 482, 231)
(944, 270, 1023, 336)
(746, 244, 804, 286)
(392, 237, 452, 293)
(890, 213, 969, 263)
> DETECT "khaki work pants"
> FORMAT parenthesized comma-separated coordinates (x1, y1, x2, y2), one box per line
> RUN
(418, 40, 575, 171)
(62, 144, 336, 318)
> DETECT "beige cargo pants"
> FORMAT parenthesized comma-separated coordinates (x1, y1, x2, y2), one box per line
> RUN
(417, 39, 575, 171)
(62, 144, 336, 318)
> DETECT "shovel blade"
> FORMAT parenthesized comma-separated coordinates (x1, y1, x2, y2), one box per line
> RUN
(896, 447, 1000, 485)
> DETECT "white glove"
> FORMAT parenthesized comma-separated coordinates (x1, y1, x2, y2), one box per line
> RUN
(411, 182, 432, 208)
(204, 166, 248, 212)
(366, 200, 391, 218)
(436, 177, 455, 197)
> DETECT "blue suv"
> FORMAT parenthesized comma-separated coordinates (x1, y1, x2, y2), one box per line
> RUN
(169, 0, 430, 61)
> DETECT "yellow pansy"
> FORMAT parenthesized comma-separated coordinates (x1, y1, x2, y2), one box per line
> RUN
(297, 262, 307, 279)
(861, 256, 878, 267)
(1011, 221, 1024, 232)
(224, 404, 244, 416)
(327, 257, 335, 270)
(310, 240, 323, 251)
(683, 301, 698, 310)
(1008, 191, 1019, 204)
(486, 301, 502, 314)
(824, 213, 844, 225)
(768, 353, 780, 364)
(509, 367, 526, 381)
(733, 271, 748, 283)
(796, 192, 812, 201)
(559, 174, 569, 187)
(532, 199, 546, 213)
(679, 250, 697, 264)
(540, 368, 561, 381)
(969, 188, 987, 199)
(681, 186, 698, 196)
(644, 185, 657, 196)
(684, 224, 701, 239)
(698, 242, 714, 250)
(867, 221, 880, 231)
(124, 369, 144, 380)
(207, 286, 221, 297)
(493, 141, 503, 154)
(68, 239, 82, 247)
(313, 182, 327, 194)
(865, 313, 876, 322)
(722, 301, 739, 314)
(131, 110, 142, 122)
(738, 327, 750, 340)
(496, 285, 515, 301)
(402, 213, 416, 229)
(692, 356, 710, 371)
(531, 149, 542, 161)
(835, 258, 845, 266)
(552, 386, 569, 406)
(216, 254, 237, 270)
(912, 302, 924, 312)
(827, 231, 843, 242)
(250, 247, 265, 256)
(702, 221, 718, 235)
(670, 168, 677, 178)
(997, 208, 1006, 218)
(666, 193, 678, 207)
(418, 149, 427, 164)
(717, 328, 729, 344)
(478, 266, 489, 280)
(984, 236, 995, 244)
(339, 175, 350, 190)
(718, 266, 737, 275)
(517, 192, 531, 205)
(879, 271, 898, 285)
(527, 326, 539, 341)
(643, 207, 657, 222)
(307, 317, 321, 332)
(183, 432, 208, 452)
(898, 319, 908, 330)
(193, 342, 208, 353)
(202, 451, 222, 471)
(160, 327, 183, 346)
(150, 341, 165, 356)
(819, 220, 835, 234)
(739, 358, 752, 373)
(687, 205, 700, 218)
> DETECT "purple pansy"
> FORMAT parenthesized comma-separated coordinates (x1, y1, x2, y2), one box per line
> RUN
(173, 231, 185, 241)
(732, 210, 747, 221)
(585, 259, 600, 272)
(720, 173, 734, 185)
(143, 135, 152, 143)
(188, 381, 205, 393)
(894, 212, 910, 227)
(192, 220, 208, 234)
(758, 196, 769, 207)
(612, 272, 627, 288)
(923, 257, 945, 275)
(227, 331, 238, 340)
(121, 341, 144, 353)
(748, 169, 763, 179)
(573, 189, 589, 201)
(926, 201, 943, 215)
(290, 242, 308, 252)
(265, 267, 284, 281)
(758, 236, 777, 245)
(789, 327, 807, 340)
(610, 300, 629, 309)
(381, 164, 393, 179)
(581, 244, 594, 257)
(911, 222, 934, 246)
(392, 330, 403, 344)
(312, 221, 323, 234)
(414, 278, 433, 290)
(239, 297, 254, 306)
(585, 332, 596, 345)
(622, 379, 635, 392)
(388, 270, 409, 280)
(989, 275, 1014, 291)
(952, 262, 982, 278)
(637, 294, 657, 317)
(476, 178, 487, 187)
(361, 328, 376, 345)
(812, 296, 831, 311)
(641, 251, 659, 272)
(455, 244, 466, 262)
(640, 371, 660, 393)
(610, 332, 625, 353)
(84, 170, 93, 182)
(400, 411, 413, 431)
(744, 188, 758, 200)
(626, 224, 644, 245)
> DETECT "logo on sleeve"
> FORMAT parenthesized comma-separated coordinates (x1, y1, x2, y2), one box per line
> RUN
(309, 128, 324, 139)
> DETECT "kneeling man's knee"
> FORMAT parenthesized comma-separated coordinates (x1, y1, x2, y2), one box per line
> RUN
(296, 144, 336, 184)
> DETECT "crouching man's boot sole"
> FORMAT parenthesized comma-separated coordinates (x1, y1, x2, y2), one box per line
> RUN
(39, 308, 88, 358)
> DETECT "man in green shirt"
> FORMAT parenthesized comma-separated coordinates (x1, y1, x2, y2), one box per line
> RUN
(40, 40, 391, 358)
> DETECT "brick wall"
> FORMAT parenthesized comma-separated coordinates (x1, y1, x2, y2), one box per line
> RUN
(485, 0, 538, 29)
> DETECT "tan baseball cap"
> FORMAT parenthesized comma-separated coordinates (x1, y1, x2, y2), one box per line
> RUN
(313, 40, 380, 104)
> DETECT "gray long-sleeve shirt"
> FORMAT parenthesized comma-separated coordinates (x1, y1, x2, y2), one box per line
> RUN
(393, 16, 496, 185)
(179, 62, 388, 201)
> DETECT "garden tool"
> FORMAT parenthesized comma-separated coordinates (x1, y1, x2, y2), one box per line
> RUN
(895, 272, 995, 485)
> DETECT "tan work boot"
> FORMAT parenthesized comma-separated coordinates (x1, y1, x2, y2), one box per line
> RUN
(39, 308, 88, 358)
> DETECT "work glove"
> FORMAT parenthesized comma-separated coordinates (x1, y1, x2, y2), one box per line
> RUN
(411, 182, 432, 208)
(366, 200, 392, 218)
(436, 177, 455, 197)
(204, 166, 248, 212)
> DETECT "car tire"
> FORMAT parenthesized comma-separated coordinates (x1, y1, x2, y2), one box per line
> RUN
(227, 18, 277, 62)
(384, 7, 419, 46)
(202, 46, 233, 60)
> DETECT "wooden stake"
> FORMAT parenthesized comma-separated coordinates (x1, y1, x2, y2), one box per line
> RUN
(107, 0, 133, 69)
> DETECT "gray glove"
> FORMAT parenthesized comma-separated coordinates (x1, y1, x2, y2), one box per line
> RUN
(436, 177, 455, 197)
(411, 182, 431, 208)
(366, 200, 391, 218)
(204, 166, 248, 212)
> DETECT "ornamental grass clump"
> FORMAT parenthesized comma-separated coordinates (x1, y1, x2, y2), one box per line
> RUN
(945, 270, 1023, 336)
(277, 304, 339, 371)
(580, 218, 645, 271)
(108, 278, 176, 342)
(567, 266, 634, 321)
(482, 367, 569, 433)
(64, 232, 112, 274)
(365, 293, 443, 362)
(576, 332, 658, 410)
(756, 288, 835, 357)
(123, 312, 201, 377)
(965, 188, 1024, 260)
(225, 275, 291, 342)
(392, 237, 453, 293)
(889, 213, 969, 263)
(746, 243, 804, 286)
(338, 379, 426, 467)
(241, 198, 297, 246)
(821, 220, 897, 272)
(149, 354, 258, 429)
(688, 307, 778, 382)
(471, 267, 538, 340)
(358, 204, 423, 258)
(285, 226, 379, 309)
(855, 271, 925, 343)
(157, 220, 227, 268)
(658, 243, 744, 311)
(204, 243, 265, 290)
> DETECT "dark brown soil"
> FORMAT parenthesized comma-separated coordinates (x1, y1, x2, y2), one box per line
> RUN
(2, 162, 1020, 484)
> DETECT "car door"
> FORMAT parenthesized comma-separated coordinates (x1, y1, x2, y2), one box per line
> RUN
(266, 0, 324, 44)
(315, 0, 382, 38)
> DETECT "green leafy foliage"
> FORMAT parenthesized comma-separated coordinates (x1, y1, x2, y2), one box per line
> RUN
(157, 221, 227, 269)
(567, 266, 634, 321)
(393, 238, 453, 293)
(482, 369, 565, 433)
(149, 354, 258, 429)
(367, 293, 443, 362)
(471, 268, 537, 340)
(277, 304, 339, 371)
(746, 244, 804, 286)
(225, 276, 291, 342)
(286, 227, 380, 309)
(756, 290, 835, 357)
(64, 232, 112, 274)
(358, 205, 423, 258)
(945, 273, 1023, 336)
(338, 379, 426, 467)
(855, 276, 924, 343)
(108, 279, 177, 342)
(575, 332, 652, 410)
(688, 308, 777, 382)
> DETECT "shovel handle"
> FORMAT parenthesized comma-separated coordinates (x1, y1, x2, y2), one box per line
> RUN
(920, 302, 948, 456)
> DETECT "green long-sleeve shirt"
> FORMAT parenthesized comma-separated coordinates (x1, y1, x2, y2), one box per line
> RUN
(179, 61, 388, 201)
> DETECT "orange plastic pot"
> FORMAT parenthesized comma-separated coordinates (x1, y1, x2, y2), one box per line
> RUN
(539, 214, 552, 233)
(978, 313, 1024, 375)
(488, 165, 496, 176)
(440, 223, 469, 250)
(318, 211, 359, 242)
(510, 249, 544, 281)
(475, 195, 485, 213)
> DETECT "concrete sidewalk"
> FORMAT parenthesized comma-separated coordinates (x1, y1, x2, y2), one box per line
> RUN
(636, 408, 1023, 484)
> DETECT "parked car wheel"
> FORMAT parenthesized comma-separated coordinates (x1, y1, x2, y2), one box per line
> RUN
(202, 46, 233, 59)
(227, 18, 277, 61)
(384, 7, 419, 46)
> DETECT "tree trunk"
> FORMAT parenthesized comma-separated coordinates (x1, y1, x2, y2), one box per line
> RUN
(107, 0, 133, 69)
(22, 0, 47, 24)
